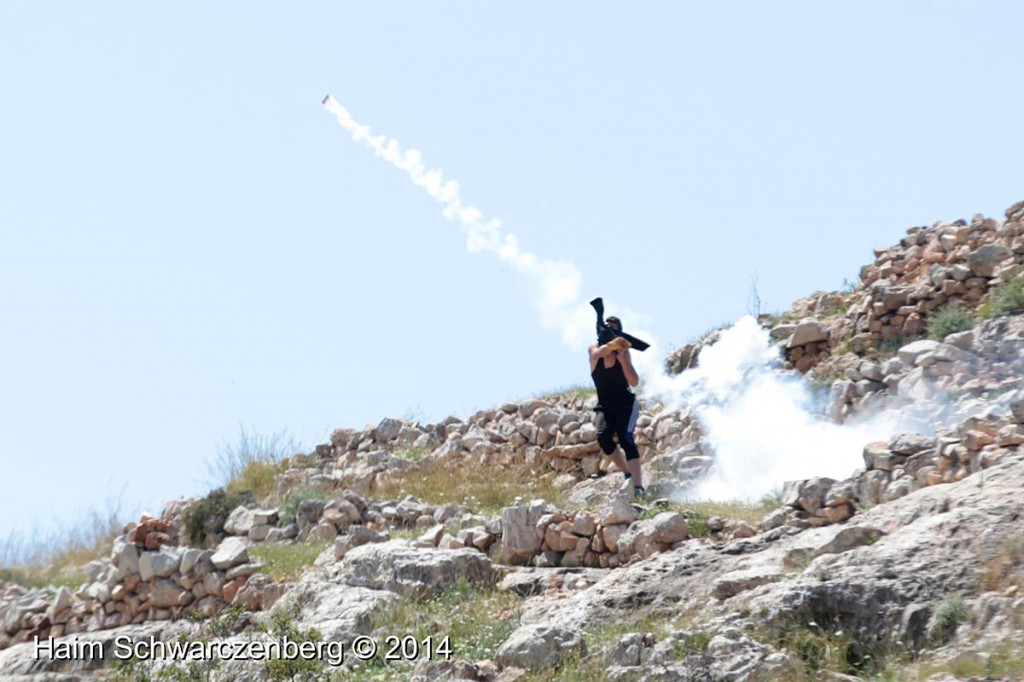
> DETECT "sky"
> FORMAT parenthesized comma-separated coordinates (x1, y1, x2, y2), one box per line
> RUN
(2, 2, 1023, 545)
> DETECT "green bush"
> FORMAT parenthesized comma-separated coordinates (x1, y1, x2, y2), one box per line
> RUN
(180, 488, 252, 547)
(931, 596, 968, 642)
(992, 276, 1024, 317)
(927, 304, 974, 340)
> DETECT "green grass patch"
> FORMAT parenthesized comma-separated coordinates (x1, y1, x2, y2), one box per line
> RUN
(343, 576, 521, 679)
(638, 498, 778, 534)
(249, 541, 330, 582)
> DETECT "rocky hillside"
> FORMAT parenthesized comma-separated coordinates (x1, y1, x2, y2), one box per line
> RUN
(2, 201, 1024, 681)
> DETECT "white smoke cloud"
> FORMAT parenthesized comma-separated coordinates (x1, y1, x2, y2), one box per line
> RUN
(323, 96, 596, 350)
(645, 316, 914, 501)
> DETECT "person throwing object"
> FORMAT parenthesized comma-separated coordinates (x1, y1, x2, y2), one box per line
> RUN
(588, 297, 644, 499)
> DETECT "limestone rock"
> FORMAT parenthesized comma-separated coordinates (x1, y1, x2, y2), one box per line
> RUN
(500, 501, 549, 565)
(495, 623, 585, 671)
(338, 540, 495, 597)
(210, 537, 249, 570)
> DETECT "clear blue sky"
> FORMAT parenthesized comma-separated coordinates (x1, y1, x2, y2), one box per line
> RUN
(2, 2, 1022, 542)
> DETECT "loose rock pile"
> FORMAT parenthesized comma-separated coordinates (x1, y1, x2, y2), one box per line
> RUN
(852, 204, 1024, 348)
(827, 316, 1024, 424)
(284, 397, 706, 499)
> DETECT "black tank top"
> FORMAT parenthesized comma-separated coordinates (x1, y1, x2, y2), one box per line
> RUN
(591, 357, 634, 408)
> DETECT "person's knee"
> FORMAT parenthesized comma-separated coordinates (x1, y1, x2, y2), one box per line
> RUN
(598, 435, 617, 455)
(621, 435, 640, 461)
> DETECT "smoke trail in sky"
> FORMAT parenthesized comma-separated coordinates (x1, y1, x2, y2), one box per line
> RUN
(323, 95, 602, 350)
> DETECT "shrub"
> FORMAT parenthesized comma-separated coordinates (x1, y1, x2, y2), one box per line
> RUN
(992, 276, 1024, 317)
(227, 459, 285, 501)
(180, 488, 252, 547)
(930, 595, 968, 642)
(261, 606, 334, 681)
(927, 304, 974, 340)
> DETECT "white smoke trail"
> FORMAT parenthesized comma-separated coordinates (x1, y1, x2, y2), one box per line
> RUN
(323, 95, 599, 349)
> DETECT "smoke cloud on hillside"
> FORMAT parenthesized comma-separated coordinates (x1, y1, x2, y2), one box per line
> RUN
(645, 317, 928, 500)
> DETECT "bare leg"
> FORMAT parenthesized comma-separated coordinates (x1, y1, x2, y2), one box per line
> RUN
(608, 450, 630, 478)
(625, 459, 643, 488)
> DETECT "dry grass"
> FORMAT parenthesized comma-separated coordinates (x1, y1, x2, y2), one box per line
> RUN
(207, 425, 301, 495)
(0, 499, 126, 589)
(372, 455, 564, 514)
(535, 384, 597, 403)
(912, 640, 1024, 680)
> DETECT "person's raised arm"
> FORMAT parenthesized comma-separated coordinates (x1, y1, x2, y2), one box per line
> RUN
(617, 349, 640, 387)
(589, 342, 616, 370)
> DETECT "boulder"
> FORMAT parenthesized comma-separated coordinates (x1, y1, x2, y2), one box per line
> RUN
(967, 243, 1012, 277)
(782, 477, 836, 515)
(495, 623, 585, 671)
(787, 320, 829, 348)
(500, 501, 549, 565)
(339, 541, 495, 597)
(649, 512, 689, 544)
(139, 547, 182, 581)
(210, 537, 249, 570)
(597, 497, 638, 526)
(897, 340, 941, 365)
